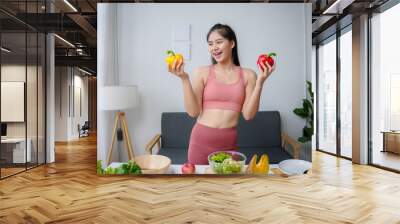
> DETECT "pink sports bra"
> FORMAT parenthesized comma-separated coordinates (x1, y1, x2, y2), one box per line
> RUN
(202, 65, 245, 112)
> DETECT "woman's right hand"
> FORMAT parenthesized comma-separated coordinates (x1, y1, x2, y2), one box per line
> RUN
(168, 59, 189, 80)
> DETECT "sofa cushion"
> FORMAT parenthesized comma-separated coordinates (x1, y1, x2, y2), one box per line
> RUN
(158, 147, 188, 164)
(161, 113, 196, 148)
(237, 111, 282, 148)
(238, 147, 292, 164)
(161, 111, 282, 148)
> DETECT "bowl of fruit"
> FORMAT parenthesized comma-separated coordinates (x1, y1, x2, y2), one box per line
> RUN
(208, 151, 246, 174)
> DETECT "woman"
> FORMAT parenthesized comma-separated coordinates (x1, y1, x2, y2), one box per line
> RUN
(168, 23, 276, 164)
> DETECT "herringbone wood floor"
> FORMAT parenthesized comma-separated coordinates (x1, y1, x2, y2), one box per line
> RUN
(1, 135, 400, 223)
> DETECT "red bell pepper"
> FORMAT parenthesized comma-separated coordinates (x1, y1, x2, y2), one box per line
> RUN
(257, 52, 277, 71)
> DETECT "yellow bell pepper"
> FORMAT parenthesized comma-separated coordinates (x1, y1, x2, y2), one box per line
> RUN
(165, 50, 184, 68)
(247, 154, 269, 175)
(247, 154, 257, 174)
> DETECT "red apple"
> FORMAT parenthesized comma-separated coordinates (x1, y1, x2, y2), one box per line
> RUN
(181, 163, 196, 174)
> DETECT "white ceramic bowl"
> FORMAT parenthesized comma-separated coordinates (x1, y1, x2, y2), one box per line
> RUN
(134, 155, 171, 174)
(278, 159, 311, 175)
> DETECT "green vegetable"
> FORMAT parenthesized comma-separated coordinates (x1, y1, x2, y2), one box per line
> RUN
(115, 167, 127, 175)
(126, 160, 142, 174)
(97, 160, 104, 175)
(104, 166, 110, 174)
(104, 167, 116, 175)
(222, 158, 242, 173)
(121, 163, 129, 174)
(102, 160, 142, 175)
(210, 152, 232, 163)
(210, 153, 243, 174)
(213, 163, 224, 174)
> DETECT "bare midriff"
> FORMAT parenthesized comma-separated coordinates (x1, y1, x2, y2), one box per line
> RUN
(196, 109, 240, 129)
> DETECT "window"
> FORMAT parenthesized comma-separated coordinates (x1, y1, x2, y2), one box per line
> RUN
(318, 36, 337, 154)
(390, 74, 400, 130)
(0, 2, 47, 179)
(370, 2, 400, 171)
(340, 28, 352, 158)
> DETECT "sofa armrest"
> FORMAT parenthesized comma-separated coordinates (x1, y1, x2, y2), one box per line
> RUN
(145, 134, 161, 155)
(281, 132, 301, 159)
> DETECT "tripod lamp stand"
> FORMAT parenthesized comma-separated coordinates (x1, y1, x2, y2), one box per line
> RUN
(100, 86, 139, 166)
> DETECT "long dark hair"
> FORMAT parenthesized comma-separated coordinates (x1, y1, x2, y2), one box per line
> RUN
(206, 23, 240, 66)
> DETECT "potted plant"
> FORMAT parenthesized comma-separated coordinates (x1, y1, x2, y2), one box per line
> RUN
(293, 81, 314, 143)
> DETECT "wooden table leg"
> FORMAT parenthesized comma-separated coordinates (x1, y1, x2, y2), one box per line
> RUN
(106, 112, 119, 166)
(121, 113, 135, 160)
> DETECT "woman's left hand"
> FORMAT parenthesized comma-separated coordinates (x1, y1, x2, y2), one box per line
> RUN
(257, 61, 276, 85)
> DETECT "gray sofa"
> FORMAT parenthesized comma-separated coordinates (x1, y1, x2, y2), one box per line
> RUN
(146, 111, 301, 164)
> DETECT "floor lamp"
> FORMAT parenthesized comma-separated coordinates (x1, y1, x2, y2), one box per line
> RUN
(100, 86, 139, 166)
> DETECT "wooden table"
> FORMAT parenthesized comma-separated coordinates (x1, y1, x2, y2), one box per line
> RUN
(108, 162, 281, 175)
(381, 131, 400, 154)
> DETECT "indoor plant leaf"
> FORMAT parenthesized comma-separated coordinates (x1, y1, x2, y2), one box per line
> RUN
(293, 81, 314, 143)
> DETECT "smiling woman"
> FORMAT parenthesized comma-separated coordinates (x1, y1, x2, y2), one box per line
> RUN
(207, 24, 241, 67)
(168, 23, 276, 165)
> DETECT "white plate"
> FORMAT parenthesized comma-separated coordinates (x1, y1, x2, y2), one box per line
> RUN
(278, 159, 311, 175)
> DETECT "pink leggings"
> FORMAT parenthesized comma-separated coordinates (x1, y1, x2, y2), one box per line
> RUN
(188, 122, 237, 165)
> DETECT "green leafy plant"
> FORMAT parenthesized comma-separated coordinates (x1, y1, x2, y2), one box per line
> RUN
(100, 160, 142, 175)
(293, 81, 314, 143)
(125, 160, 142, 174)
(97, 160, 104, 175)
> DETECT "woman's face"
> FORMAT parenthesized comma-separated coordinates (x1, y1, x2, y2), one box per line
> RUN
(208, 31, 234, 64)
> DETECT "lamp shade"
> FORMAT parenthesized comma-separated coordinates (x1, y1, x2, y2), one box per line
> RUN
(99, 85, 138, 111)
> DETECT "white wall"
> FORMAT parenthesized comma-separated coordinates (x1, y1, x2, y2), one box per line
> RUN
(55, 67, 89, 141)
(1, 65, 45, 162)
(97, 4, 125, 164)
(72, 72, 89, 138)
(1, 66, 26, 127)
(46, 32, 55, 163)
(55, 67, 68, 141)
(1, 66, 27, 139)
(78, 74, 89, 130)
(98, 3, 312, 162)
